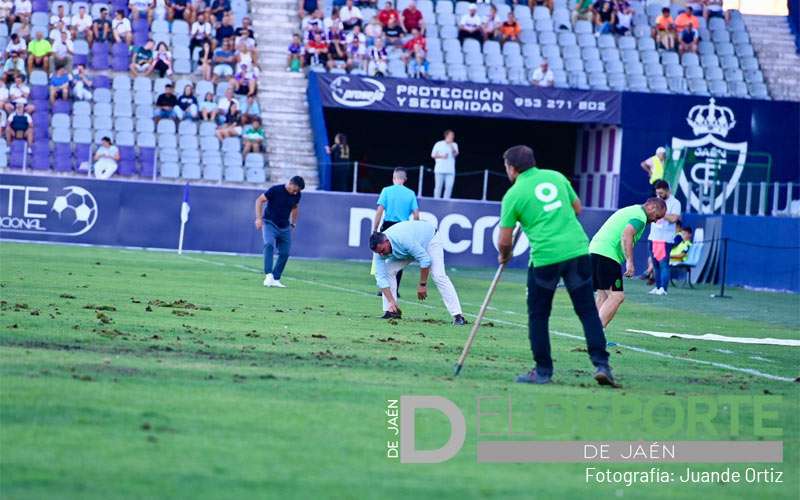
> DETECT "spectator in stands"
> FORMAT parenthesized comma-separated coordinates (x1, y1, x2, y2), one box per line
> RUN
(152, 41, 173, 77)
(71, 6, 94, 45)
(483, 5, 500, 41)
(237, 21, 257, 51)
(1, 0, 15, 25)
(130, 40, 155, 76)
(614, 2, 632, 35)
(328, 25, 348, 69)
(641, 146, 666, 186)
(93, 8, 112, 44)
(653, 7, 676, 51)
(687, 1, 703, 16)
(52, 31, 73, 71)
(384, 16, 404, 47)
(212, 37, 237, 82)
(230, 63, 259, 97)
(72, 64, 93, 101)
(48, 66, 70, 104)
(0, 84, 7, 113)
(129, 0, 155, 24)
(48, 20, 69, 45)
(431, 129, 458, 199)
(215, 12, 236, 46)
(12, 0, 32, 25)
(50, 4, 69, 28)
(215, 100, 243, 139)
(169, 0, 194, 23)
(177, 84, 199, 120)
(346, 26, 367, 71)
(648, 179, 681, 296)
(669, 226, 693, 264)
(5, 102, 33, 146)
(572, 0, 593, 24)
(236, 40, 259, 71)
(7, 74, 34, 114)
(500, 12, 521, 43)
(302, 8, 325, 36)
(592, 0, 615, 34)
(402, 28, 425, 60)
(27, 31, 52, 75)
(241, 94, 261, 124)
(0, 109, 6, 139)
(368, 38, 388, 76)
(401, 0, 424, 34)
(530, 59, 554, 87)
(326, 132, 351, 190)
(531, 0, 553, 10)
(190, 11, 214, 53)
(378, 0, 399, 27)
(458, 5, 483, 44)
(305, 31, 329, 68)
(287, 33, 305, 71)
(93, 136, 120, 174)
(675, 7, 699, 34)
(298, 0, 319, 19)
(408, 47, 428, 78)
(210, 0, 231, 23)
(155, 83, 179, 122)
(679, 22, 699, 55)
(4, 35, 27, 61)
(199, 91, 218, 121)
(215, 86, 235, 124)
(196, 40, 214, 80)
(364, 16, 383, 45)
(704, 0, 728, 23)
(112, 9, 133, 45)
(242, 117, 265, 154)
(340, 0, 363, 31)
(3, 52, 27, 83)
(325, 7, 344, 31)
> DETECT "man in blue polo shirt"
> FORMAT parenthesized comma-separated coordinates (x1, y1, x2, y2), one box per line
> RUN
(254, 176, 305, 288)
(373, 167, 419, 296)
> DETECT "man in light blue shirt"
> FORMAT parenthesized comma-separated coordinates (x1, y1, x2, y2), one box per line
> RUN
(373, 167, 420, 296)
(370, 220, 466, 325)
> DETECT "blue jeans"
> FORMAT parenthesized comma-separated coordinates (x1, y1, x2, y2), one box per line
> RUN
(654, 242, 674, 291)
(528, 255, 609, 376)
(262, 222, 292, 279)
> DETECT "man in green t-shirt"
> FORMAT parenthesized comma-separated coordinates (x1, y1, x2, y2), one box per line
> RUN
(26, 31, 53, 75)
(498, 145, 615, 387)
(589, 198, 666, 328)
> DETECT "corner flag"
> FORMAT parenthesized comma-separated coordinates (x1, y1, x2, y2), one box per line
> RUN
(178, 184, 190, 254)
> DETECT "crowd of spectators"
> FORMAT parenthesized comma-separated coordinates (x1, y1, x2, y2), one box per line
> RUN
(290, 0, 431, 78)
(1, 0, 264, 173)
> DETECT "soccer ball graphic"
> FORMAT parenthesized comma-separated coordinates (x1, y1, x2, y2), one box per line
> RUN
(51, 186, 98, 235)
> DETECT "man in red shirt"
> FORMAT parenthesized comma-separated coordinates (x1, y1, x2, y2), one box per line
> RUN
(674, 7, 699, 33)
(304, 31, 329, 68)
(401, 0, 424, 33)
(377, 0, 400, 27)
(403, 28, 426, 54)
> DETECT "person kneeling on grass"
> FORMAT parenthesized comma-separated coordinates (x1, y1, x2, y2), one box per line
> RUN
(589, 197, 666, 328)
(254, 176, 305, 288)
(369, 220, 466, 326)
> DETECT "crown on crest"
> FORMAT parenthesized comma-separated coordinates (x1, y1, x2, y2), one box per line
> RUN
(686, 98, 736, 137)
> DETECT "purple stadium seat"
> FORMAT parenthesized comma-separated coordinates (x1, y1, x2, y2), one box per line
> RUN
(54, 144, 73, 172)
(93, 75, 112, 89)
(133, 18, 149, 32)
(53, 100, 71, 114)
(73, 54, 89, 66)
(31, 85, 48, 100)
(92, 54, 110, 70)
(74, 144, 92, 169)
(32, 99, 49, 111)
(134, 31, 149, 46)
(138, 147, 156, 177)
(8, 142, 28, 169)
(32, 0, 48, 10)
(30, 154, 51, 171)
(33, 126, 49, 141)
(112, 54, 130, 71)
(118, 160, 137, 176)
(112, 43, 128, 56)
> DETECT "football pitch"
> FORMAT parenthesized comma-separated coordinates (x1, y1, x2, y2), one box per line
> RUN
(0, 241, 798, 499)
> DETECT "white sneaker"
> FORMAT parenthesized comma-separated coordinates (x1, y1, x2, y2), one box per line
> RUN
(657, 288, 668, 296)
(271, 279, 286, 288)
(263, 274, 274, 287)
(648, 287, 660, 295)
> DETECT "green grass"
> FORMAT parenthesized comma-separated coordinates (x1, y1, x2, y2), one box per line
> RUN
(0, 241, 798, 500)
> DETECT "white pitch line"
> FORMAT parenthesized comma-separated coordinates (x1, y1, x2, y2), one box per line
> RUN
(181, 255, 797, 383)
(624, 328, 800, 347)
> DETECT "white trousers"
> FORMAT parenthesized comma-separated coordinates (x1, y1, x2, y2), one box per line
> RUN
(382, 234, 462, 316)
(433, 172, 455, 199)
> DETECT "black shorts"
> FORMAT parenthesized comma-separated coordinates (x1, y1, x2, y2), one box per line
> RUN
(591, 253, 623, 292)
(380, 220, 400, 231)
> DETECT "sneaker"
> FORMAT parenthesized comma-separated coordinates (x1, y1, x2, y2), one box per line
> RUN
(263, 274, 274, 287)
(516, 369, 552, 384)
(453, 314, 467, 326)
(658, 288, 668, 296)
(594, 366, 619, 387)
(271, 280, 286, 288)
(648, 287, 660, 295)
(381, 310, 401, 320)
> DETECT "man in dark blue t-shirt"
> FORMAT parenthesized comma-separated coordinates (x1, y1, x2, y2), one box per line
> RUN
(254, 176, 305, 287)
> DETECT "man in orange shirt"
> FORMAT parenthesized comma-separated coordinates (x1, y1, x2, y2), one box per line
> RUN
(674, 7, 699, 34)
(500, 12, 521, 42)
(652, 7, 675, 51)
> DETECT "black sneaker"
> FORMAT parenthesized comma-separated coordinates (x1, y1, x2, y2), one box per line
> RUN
(381, 311, 401, 320)
(594, 366, 619, 387)
(452, 314, 467, 326)
(515, 369, 552, 384)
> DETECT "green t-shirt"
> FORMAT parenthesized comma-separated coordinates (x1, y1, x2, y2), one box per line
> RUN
(500, 167, 589, 267)
(589, 205, 647, 264)
(29, 39, 52, 58)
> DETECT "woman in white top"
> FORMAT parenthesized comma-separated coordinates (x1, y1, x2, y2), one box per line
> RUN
(430, 129, 459, 199)
(112, 9, 133, 44)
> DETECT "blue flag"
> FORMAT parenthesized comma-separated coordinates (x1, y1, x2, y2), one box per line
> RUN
(180, 184, 190, 224)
